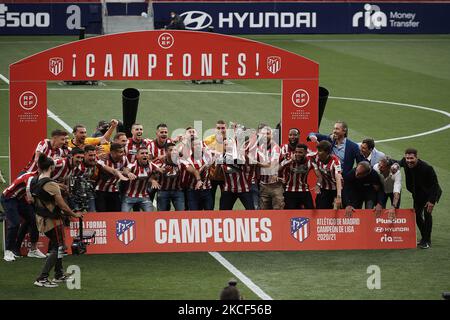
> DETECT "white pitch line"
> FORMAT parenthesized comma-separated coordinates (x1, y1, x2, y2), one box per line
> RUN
(36, 87, 278, 96)
(0, 74, 9, 84)
(292, 38, 450, 43)
(330, 96, 450, 143)
(0, 73, 272, 300)
(209, 251, 273, 300)
(0, 156, 9, 158)
(47, 109, 73, 132)
(1, 79, 449, 143)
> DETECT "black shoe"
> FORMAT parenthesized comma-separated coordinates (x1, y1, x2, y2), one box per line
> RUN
(419, 242, 431, 249)
(12, 250, 22, 258)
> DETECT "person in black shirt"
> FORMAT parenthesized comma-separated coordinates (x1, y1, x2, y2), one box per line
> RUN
(392, 148, 442, 249)
(344, 161, 384, 217)
(166, 11, 185, 30)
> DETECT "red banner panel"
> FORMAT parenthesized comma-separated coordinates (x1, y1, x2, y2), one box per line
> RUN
(54, 209, 416, 254)
(281, 79, 319, 145)
(9, 81, 47, 178)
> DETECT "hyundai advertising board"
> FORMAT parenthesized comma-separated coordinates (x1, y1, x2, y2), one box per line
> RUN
(153, 2, 450, 34)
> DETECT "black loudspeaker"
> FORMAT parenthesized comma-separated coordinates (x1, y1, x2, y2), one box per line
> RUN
(318, 86, 329, 128)
(79, 27, 85, 40)
(121, 88, 140, 138)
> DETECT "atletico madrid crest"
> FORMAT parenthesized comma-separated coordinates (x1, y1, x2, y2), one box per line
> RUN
(267, 56, 281, 74)
(49, 57, 63, 76)
(290, 217, 310, 243)
(116, 220, 136, 245)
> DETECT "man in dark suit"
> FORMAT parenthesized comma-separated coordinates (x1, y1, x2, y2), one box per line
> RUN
(307, 121, 364, 205)
(392, 148, 442, 249)
(343, 161, 384, 217)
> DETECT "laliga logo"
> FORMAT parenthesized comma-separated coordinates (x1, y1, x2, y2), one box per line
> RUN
(180, 11, 212, 30)
(352, 4, 387, 30)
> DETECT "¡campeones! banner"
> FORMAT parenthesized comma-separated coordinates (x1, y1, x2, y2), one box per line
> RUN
(20, 209, 417, 255)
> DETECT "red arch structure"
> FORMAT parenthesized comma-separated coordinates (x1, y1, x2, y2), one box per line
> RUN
(9, 31, 417, 254)
(9, 30, 318, 178)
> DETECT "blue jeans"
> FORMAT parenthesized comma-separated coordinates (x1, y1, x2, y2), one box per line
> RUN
(1, 195, 38, 251)
(157, 190, 185, 211)
(186, 189, 213, 211)
(250, 183, 260, 210)
(121, 196, 154, 212)
(219, 191, 255, 210)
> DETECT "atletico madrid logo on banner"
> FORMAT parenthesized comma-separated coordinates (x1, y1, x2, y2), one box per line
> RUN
(267, 56, 281, 74)
(116, 220, 136, 245)
(291, 217, 310, 243)
(49, 57, 63, 76)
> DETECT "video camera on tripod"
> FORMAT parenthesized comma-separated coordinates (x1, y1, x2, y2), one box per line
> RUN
(68, 175, 96, 255)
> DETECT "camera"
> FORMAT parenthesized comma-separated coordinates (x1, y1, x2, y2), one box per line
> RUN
(69, 175, 94, 212)
(71, 217, 96, 255)
(68, 176, 96, 255)
(71, 238, 87, 255)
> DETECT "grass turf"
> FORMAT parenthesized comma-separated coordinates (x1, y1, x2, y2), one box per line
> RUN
(0, 34, 449, 300)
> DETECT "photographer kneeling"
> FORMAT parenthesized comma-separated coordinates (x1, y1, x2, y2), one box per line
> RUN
(31, 154, 83, 288)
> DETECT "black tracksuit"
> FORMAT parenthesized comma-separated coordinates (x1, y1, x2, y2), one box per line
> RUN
(344, 169, 385, 209)
(399, 158, 442, 243)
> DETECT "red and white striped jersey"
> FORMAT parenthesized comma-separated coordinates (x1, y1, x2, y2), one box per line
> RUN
(95, 155, 129, 192)
(153, 159, 185, 191)
(61, 146, 71, 158)
(73, 161, 99, 183)
(281, 144, 316, 160)
(222, 163, 255, 193)
(24, 139, 64, 172)
(2, 171, 37, 201)
(149, 139, 172, 160)
(125, 138, 152, 163)
(312, 154, 342, 190)
(183, 151, 214, 190)
(282, 157, 314, 192)
(125, 161, 159, 198)
(280, 143, 296, 161)
(257, 143, 282, 184)
(51, 158, 76, 183)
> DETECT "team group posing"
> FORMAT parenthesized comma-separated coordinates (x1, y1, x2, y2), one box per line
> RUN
(2, 118, 442, 268)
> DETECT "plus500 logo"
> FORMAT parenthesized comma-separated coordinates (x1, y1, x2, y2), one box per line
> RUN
(0, 5, 50, 27)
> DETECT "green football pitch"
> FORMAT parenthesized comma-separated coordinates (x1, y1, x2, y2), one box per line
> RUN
(0, 34, 449, 300)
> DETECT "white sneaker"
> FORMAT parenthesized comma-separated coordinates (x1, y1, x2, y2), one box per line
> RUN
(34, 278, 59, 288)
(27, 249, 47, 259)
(3, 250, 16, 262)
